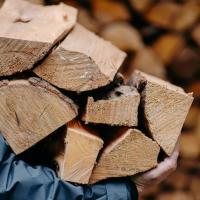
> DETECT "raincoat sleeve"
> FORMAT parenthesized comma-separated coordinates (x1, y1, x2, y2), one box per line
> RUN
(0, 134, 138, 200)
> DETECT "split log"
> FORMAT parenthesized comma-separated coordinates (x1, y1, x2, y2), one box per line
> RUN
(145, 2, 180, 29)
(34, 23, 126, 92)
(91, 0, 130, 25)
(100, 22, 144, 52)
(173, 2, 199, 31)
(83, 85, 140, 126)
(129, 0, 153, 13)
(180, 133, 200, 159)
(145, 2, 199, 31)
(153, 34, 185, 64)
(130, 48, 166, 79)
(170, 48, 200, 81)
(57, 121, 103, 184)
(192, 24, 200, 47)
(89, 128, 160, 184)
(129, 70, 193, 155)
(0, 0, 77, 76)
(184, 105, 199, 129)
(0, 78, 78, 154)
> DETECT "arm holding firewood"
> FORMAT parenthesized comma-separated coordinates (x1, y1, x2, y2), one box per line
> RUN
(0, 133, 178, 200)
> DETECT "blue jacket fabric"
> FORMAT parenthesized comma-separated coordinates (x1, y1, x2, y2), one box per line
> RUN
(0, 135, 138, 200)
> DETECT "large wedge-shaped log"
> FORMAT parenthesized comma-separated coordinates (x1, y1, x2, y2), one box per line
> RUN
(0, 0, 77, 76)
(83, 85, 140, 126)
(0, 78, 78, 154)
(89, 128, 160, 184)
(56, 121, 103, 184)
(129, 70, 193, 155)
(34, 23, 126, 92)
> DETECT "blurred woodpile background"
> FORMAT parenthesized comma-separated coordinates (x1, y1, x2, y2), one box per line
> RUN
(1, 0, 200, 199)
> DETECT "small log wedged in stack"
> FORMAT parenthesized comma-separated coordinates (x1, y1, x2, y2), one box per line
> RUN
(0, 78, 78, 154)
(0, 0, 77, 76)
(83, 85, 140, 126)
(129, 70, 193, 155)
(34, 23, 126, 92)
(89, 128, 160, 184)
(56, 121, 103, 184)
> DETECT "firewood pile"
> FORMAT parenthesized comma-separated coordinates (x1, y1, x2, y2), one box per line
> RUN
(0, 0, 199, 199)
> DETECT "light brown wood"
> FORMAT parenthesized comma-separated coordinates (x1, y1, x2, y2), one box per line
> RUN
(57, 121, 103, 184)
(145, 2, 180, 29)
(83, 85, 140, 126)
(192, 24, 200, 47)
(34, 24, 126, 92)
(145, 2, 199, 31)
(0, 0, 77, 76)
(100, 22, 144, 52)
(173, 2, 199, 31)
(157, 192, 193, 200)
(184, 105, 199, 129)
(130, 48, 166, 79)
(92, 0, 130, 24)
(180, 133, 200, 159)
(129, 0, 153, 13)
(89, 128, 160, 184)
(0, 78, 78, 154)
(129, 70, 193, 155)
(153, 34, 185, 64)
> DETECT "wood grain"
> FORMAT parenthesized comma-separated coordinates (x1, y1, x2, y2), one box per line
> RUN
(34, 24, 126, 92)
(83, 85, 140, 126)
(0, 78, 78, 154)
(0, 0, 77, 76)
(89, 128, 160, 184)
(57, 121, 103, 184)
(129, 70, 194, 155)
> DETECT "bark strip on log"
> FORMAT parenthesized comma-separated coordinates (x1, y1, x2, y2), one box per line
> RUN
(89, 128, 160, 184)
(83, 85, 140, 126)
(57, 121, 103, 184)
(129, 70, 193, 155)
(34, 24, 126, 92)
(0, 78, 78, 154)
(0, 0, 77, 76)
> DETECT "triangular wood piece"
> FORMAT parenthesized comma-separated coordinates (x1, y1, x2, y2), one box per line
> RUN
(129, 70, 193, 155)
(0, 0, 77, 76)
(0, 78, 78, 154)
(89, 128, 160, 184)
(83, 85, 140, 126)
(34, 23, 126, 92)
(57, 121, 103, 184)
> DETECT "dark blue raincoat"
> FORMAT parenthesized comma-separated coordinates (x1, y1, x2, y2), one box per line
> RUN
(0, 135, 138, 200)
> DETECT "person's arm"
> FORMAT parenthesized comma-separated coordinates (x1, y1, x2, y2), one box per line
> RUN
(0, 134, 138, 200)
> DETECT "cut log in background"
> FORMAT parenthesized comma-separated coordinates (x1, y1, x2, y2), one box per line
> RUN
(0, 0, 199, 199)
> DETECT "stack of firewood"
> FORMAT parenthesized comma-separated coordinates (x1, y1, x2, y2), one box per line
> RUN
(0, 0, 195, 189)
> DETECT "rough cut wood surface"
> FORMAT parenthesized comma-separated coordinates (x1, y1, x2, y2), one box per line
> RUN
(0, 0, 77, 76)
(129, 70, 193, 155)
(89, 128, 160, 184)
(58, 121, 103, 184)
(83, 85, 140, 126)
(0, 78, 78, 154)
(34, 23, 126, 92)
